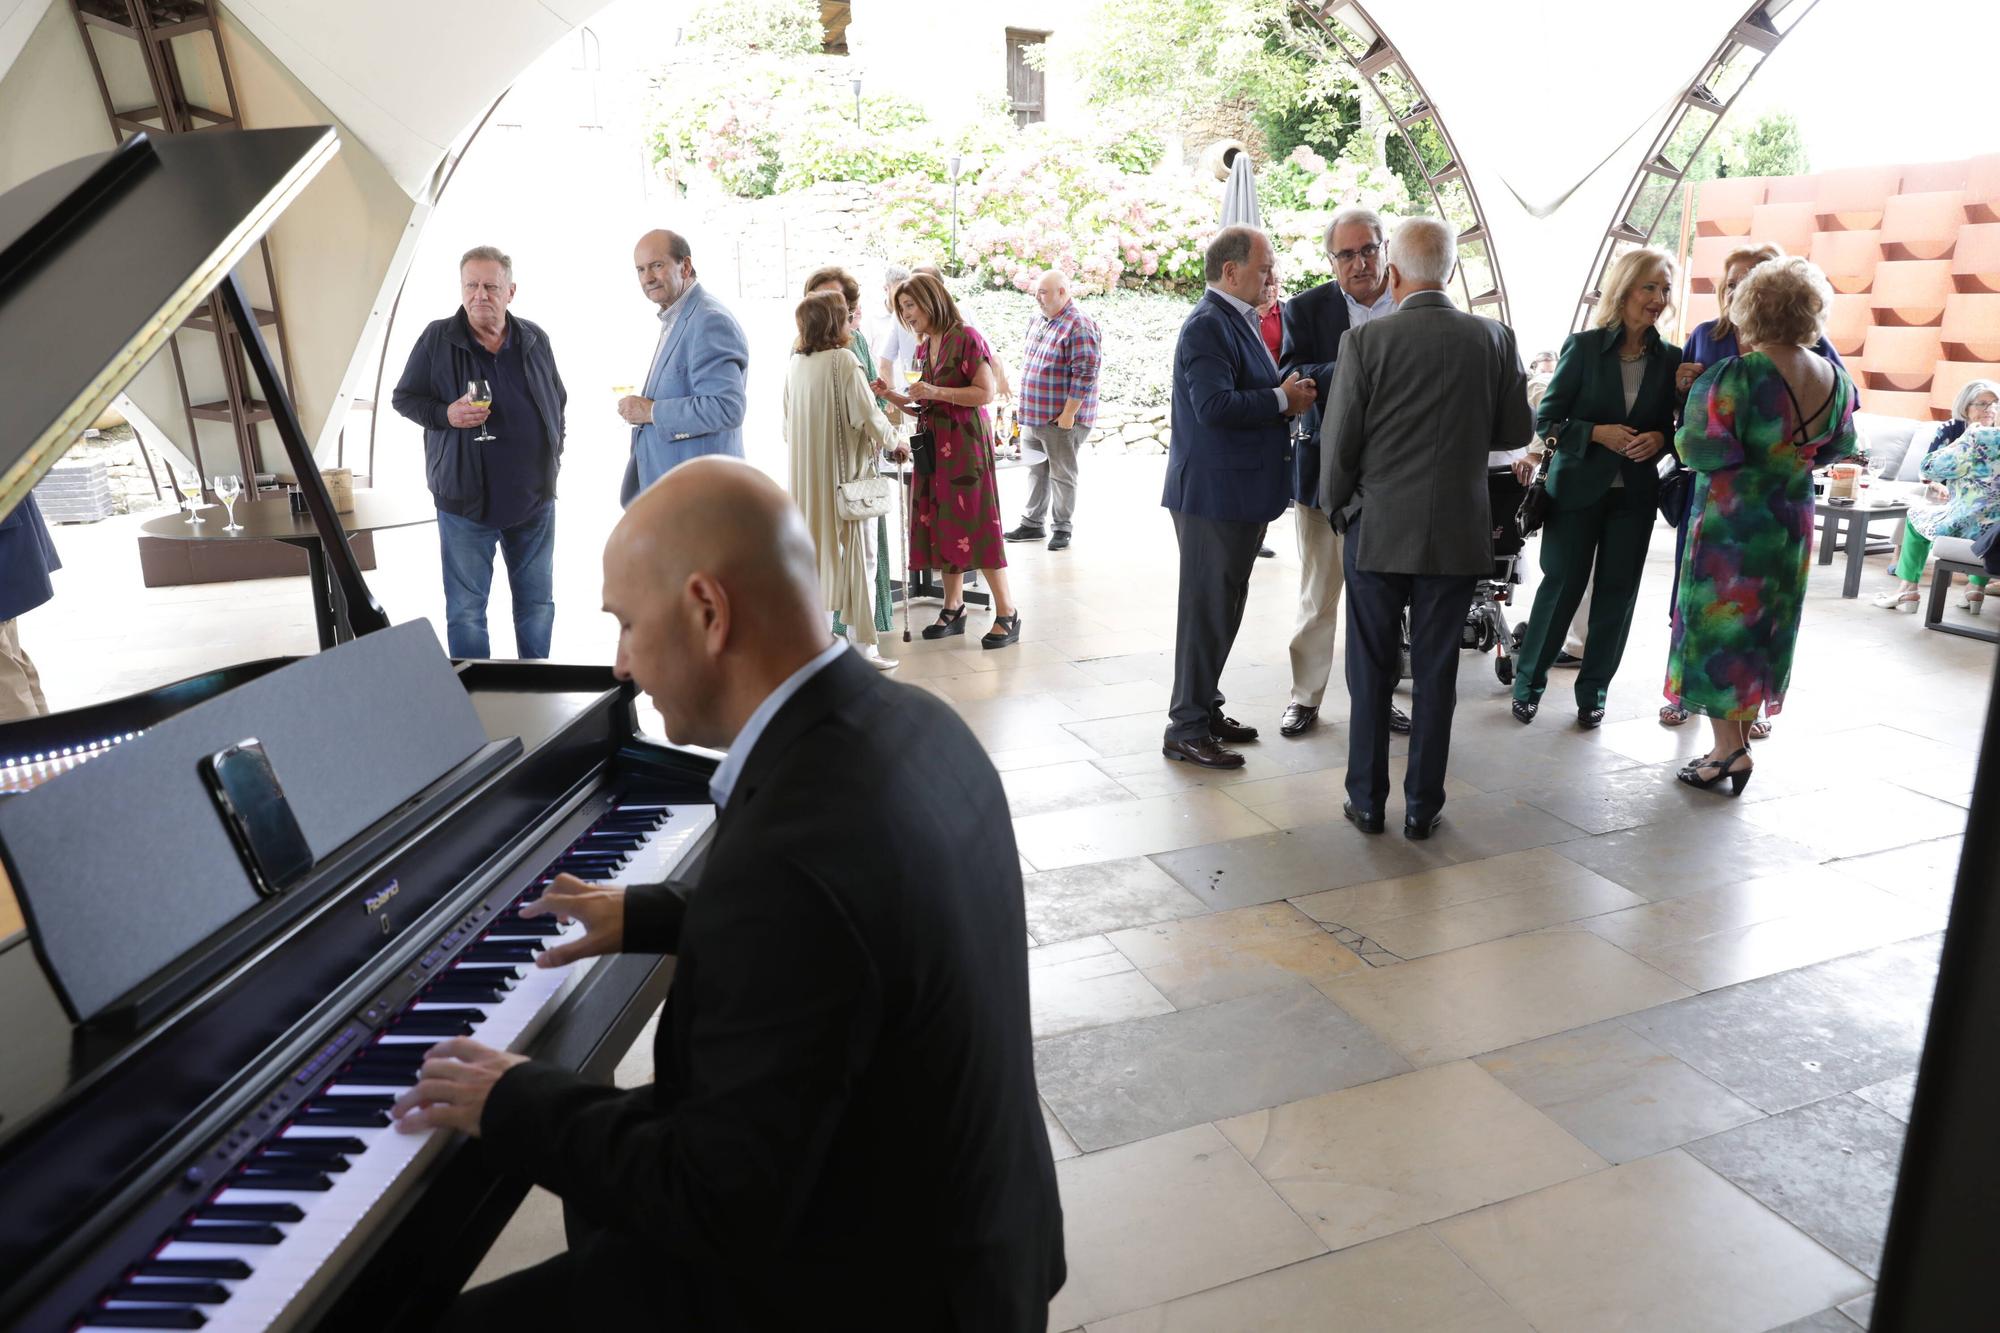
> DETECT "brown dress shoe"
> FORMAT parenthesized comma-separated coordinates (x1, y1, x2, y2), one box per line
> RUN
(1163, 737, 1246, 769)
(1279, 703, 1319, 737)
(1210, 713, 1260, 743)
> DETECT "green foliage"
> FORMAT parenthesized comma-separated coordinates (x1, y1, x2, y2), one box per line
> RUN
(686, 0, 821, 55)
(1655, 110, 1812, 247)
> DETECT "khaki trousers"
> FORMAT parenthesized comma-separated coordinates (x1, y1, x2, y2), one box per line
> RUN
(0, 618, 47, 722)
(1287, 503, 1346, 708)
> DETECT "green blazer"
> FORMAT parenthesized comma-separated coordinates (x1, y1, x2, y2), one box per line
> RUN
(1534, 323, 1683, 510)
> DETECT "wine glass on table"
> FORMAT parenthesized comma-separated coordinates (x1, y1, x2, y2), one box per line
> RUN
(177, 471, 204, 524)
(467, 379, 495, 443)
(214, 474, 243, 531)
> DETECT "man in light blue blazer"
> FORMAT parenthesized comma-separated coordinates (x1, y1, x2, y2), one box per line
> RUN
(617, 229, 750, 505)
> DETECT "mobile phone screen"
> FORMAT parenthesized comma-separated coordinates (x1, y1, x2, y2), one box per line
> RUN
(202, 740, 314, 896)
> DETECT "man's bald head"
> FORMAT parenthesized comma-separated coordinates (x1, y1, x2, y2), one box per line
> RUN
(1033, 269, 1071, 319)
(634, 229, 695, 310)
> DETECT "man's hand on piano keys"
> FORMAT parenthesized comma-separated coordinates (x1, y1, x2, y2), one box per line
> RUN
(389, 1038, 527, 1137)
(518, 873, 626, 968)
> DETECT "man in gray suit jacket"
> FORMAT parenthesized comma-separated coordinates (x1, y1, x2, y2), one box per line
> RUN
(1319, 218, 1532, 838)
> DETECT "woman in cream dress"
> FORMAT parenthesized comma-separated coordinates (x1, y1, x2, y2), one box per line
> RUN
(784, 290, 898, 666)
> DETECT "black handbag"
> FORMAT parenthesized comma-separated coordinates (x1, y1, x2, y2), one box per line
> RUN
(1657, 456, 1694, 527)
(909, 429, 937, 476)
(1516, 437, 1555, 538)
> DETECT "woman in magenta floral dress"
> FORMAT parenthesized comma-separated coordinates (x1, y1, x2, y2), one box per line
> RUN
(879, 271, 1021, 648)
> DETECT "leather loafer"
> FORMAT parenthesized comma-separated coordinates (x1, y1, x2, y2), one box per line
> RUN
(1343, 800, 1385, 835)
(1163, 737, 1245, 769)
(1388, 705, 1412, 735)
(1279, 703, 1319, 737)
(1210, 714, 1260, 744)
(1577, 706, 1606, 729)
(1404, 812, 1443, 840)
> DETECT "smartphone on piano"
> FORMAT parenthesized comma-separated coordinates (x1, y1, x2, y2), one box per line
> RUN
(200, 739, 315, 898)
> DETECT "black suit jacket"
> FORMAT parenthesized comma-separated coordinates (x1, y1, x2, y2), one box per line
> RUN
(484, 649, 1066, 1330)
(1278, 279, 1354, 507)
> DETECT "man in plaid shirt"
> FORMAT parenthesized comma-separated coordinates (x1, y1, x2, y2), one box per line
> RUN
(1005, 271, 1102, 551)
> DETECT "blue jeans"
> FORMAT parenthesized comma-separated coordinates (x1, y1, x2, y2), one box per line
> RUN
(436, 503, 555, 659)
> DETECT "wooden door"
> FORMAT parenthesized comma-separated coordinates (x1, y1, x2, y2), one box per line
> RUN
(1006, 29, 1047, 126)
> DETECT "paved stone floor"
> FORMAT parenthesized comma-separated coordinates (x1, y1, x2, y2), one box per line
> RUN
(27, 449, 1992, 1331)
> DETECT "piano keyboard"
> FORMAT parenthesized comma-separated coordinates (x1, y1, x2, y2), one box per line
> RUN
(77, 799, 714, 1331)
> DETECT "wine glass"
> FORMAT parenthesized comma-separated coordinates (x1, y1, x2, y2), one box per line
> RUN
(214, 474, 243, 531)
(177, 471, 204, 524)
(467, 379, 495, 442)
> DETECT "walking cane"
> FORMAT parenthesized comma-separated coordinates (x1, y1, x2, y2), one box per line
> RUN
(897, 452, 913, 643)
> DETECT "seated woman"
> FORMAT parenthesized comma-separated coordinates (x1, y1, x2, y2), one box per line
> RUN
(1873, 378, 2000, 614)
(1666, 257, 1857, 795)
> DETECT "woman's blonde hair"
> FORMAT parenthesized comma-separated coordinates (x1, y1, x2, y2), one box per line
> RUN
(793, 291, 851, 355)
(893, 271, 964, 337)
(1590, 247, 1676, 330)
(1712, 242, 1785, 336)
(1731, 256, 1832, 350)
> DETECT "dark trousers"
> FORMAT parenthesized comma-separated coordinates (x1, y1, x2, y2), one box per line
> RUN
(439, 1221, 679, 1330)
(1341, 520, 1475, 821)
(1514, 484, 1653, 709)
(1166, 509, 1267, 744)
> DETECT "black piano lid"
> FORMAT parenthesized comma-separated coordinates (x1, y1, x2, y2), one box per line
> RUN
(0, 126, 337, 520)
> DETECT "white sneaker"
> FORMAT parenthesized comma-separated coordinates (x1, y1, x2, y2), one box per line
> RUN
(857, 643, 900, 671)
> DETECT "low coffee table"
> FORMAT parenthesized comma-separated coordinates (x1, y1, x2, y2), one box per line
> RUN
(1814, 497, 1908, 599)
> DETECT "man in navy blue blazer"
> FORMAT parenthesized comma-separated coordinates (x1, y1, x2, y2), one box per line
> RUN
(1161, 226, 1317, 769)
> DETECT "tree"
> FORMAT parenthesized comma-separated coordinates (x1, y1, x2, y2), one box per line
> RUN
(1654, 110, 1810, 247)
(687, 0, 821, 55)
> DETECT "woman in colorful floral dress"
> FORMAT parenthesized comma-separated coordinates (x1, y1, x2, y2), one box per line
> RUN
(878, 271, 1021, 649)
(1667, 257, 1857, 795)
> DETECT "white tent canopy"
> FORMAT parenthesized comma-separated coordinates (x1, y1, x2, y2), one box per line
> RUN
(0, 0, 1810, 462)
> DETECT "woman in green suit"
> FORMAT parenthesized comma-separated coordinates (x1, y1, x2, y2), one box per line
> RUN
(1512, 248, 1684, 727)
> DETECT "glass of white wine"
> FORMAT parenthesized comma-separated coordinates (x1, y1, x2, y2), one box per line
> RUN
(178, 471, 204, 524)
(467, 378, 496, 442)
(214, 474, 243, 531)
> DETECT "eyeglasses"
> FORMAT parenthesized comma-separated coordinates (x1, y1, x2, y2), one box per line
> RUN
(1329, 243, 1380, 265)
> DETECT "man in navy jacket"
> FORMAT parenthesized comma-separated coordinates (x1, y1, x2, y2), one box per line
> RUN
(1161, 226, 1316, 769)
(392, 246, 568, 660)
(0, 492, 59, 720)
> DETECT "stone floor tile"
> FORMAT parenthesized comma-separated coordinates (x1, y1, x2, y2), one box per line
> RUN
(1023, 857, 1211, 945)
(1623, 935, 1940, 1113)
(1150, 820, 1453, 911)
(1767, 1310, 1867, 1332)
(1109, 904, 1365, 1008)
(1590, 715, 1711, 765)
(1047, 1124, 1325, 1329)
(1224, 757, 1481, 831)
(1317, 930, 1691, 1066)
(1428, 728, 1646, 794)
(1830, 835, 1965, 914)
(1029, 941, 1175, 1039)
(1063, 710, 1184, 760)
(1552, 810, 1825, 901)
(1515, 760, 1721, 835)
(1580, 867, 1912, 955)
(1085, 1227, 1533, 1333)
(1064, 650, 1173, 687)
(1628, 891, 1938, 992)
(1474, 1019, 1762, 1163)
(1029, 935, 1121, 969)
(1399, 789, 1591, 862)
(1046, 678, 1172, 722)
(1686, 1094, 1908, 1278)
(1291, 846, 1607, 930)
(1014, 786, 1275, 871)
(1001, 759, 1139, 819)
(1726, 780, 1967, 860)
(1838, 1291, 1875, 1327)
(1216, 1061, 1605, 1251)
(988, 738, 1108, 772)
(1432, 1150, 1872, 1333)
(1853, 1071, 1917, 1123)
(1035, 985, 1412, 1152)
(1042, 1098, 1081, 1162)
(1355, 873, 1642, 960)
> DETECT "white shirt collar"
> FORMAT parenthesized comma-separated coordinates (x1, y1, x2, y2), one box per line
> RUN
(1342, 285, 1395, 325)
(1208, 285, 1257, 318)
(647, 283, 702, 385)
(707, 638, 848, 808)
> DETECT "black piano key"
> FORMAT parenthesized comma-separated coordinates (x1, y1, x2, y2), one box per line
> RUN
(197, 1201, 305, 1223)
(385, 1016, 475, 1037)
(174, 1221, 286, 1244)
(292, 1096, 388, 1120)
(485, 919, 563, 937)
(309, 1094, 396, 1111)
(330, 1067, 416, 1088)
(445, 962, 523, 979)
(258, 1136, 365, 1158)
(227, 1169, 334, 1190)
(79, 1309, 207, 1329)
(458, 944, 537, 964)
(107, 1282, 230, 1304)
(133, 1260, 252, 1281)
